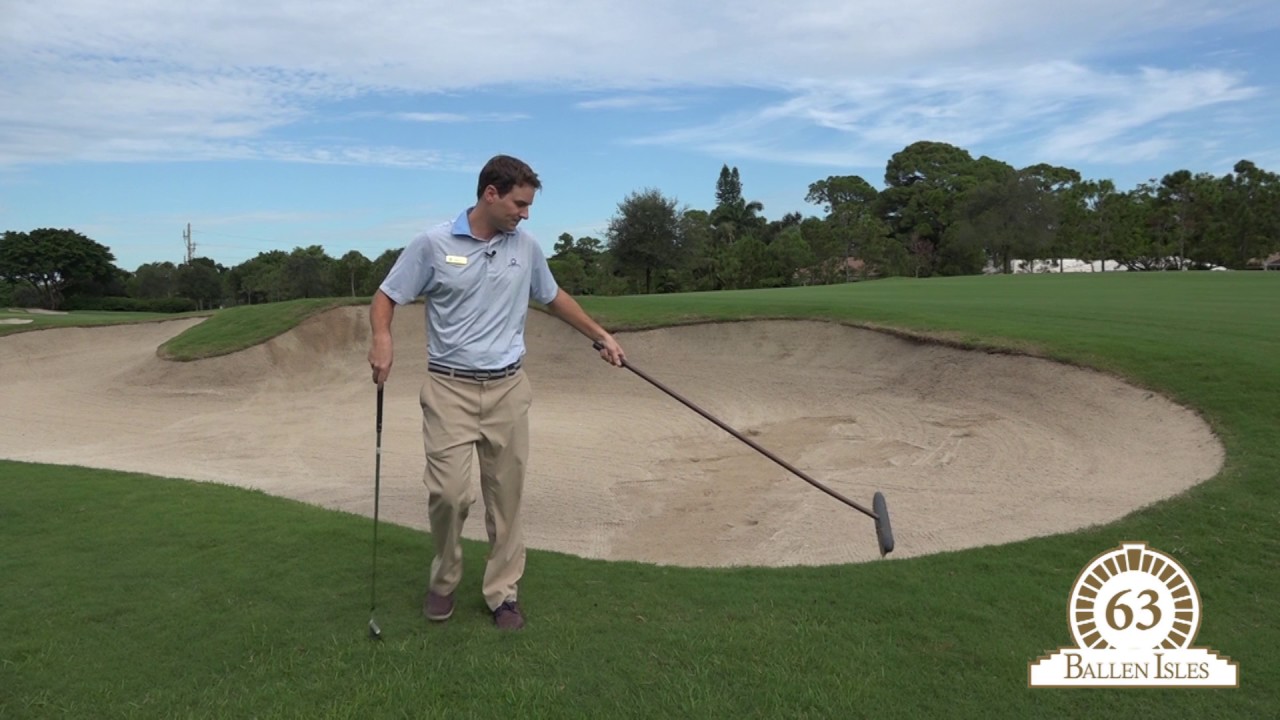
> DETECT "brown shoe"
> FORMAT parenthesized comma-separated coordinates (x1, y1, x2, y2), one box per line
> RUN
(423, 591, 455, 622)
(492, 601, 525, 630)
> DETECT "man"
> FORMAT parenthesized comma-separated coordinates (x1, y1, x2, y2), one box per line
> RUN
(367, 154, 625, 631)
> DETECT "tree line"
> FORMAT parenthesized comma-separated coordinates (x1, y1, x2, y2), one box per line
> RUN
(586, 141, 1280, 295)
(4, 140, 1278, 310)
(0, 234, 402, 312)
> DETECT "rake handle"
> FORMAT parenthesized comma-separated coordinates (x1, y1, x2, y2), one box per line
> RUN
(593, 341, 878, 520)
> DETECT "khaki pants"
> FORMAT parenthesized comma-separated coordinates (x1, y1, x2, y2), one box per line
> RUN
(419, 370, 531, 611)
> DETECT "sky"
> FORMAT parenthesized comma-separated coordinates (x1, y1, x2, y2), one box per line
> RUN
(2, 1, 1278, 272)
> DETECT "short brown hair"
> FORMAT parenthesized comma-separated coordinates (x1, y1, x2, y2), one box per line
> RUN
(477, 154, 541, 199)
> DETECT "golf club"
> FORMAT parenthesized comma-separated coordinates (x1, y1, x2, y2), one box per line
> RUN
(593, 341, 894, 557)
(368, 383, 384, 640)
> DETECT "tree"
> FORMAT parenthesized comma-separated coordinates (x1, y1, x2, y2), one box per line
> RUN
(1062, 179, 1119, 270)
(880, 141, 983, 276)
(1020, 163, 1082, 195)
(550, 233, 608, 295)
(130, 261, 179, 299)
(1153, 170, 1222, 269)
(1019, 163, 1081, 269)
(0, 228, 118, 310)
(805, 174, 883, 279)
(805, 175, 879, 215)
(949, 166, 1060, 274)
(573, 236, 604, 266)
(730, 235, 772, 288)
(761, 212, 804, 247)
(551, 232, 602, 266)
(797, 217, 844, 284)
(676, 208, 731, 291)
(768, 226, 815, 286)
(710, 165, 766, 245)
(1220, 160, 1280, 268)
(175, 258, 224, 310)
(552, 232, 576, 257)
(1111, 187, 1168, 270)
(715, 165, 743, 207)
(337, 250, 371, 298)
(284, 245, 335, 299)
(229, 250, 288, 304)
(606, 188, 683, 294)
(856, 221, 906, 279)
(710, 199, 766, 245)
(547, 252, 587, 295)
(367, 249, 401, 297)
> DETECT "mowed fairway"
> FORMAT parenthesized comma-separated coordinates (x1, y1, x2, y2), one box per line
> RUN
(2, 272, 1277, 718)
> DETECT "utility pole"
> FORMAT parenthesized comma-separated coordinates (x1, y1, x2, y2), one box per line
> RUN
(183, 223, 195, 263)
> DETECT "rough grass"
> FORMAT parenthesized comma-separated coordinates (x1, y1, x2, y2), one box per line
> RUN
(2, 272, 1278, 717)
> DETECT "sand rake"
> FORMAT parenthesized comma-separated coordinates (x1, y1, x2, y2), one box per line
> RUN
(594, 341, 895, 557)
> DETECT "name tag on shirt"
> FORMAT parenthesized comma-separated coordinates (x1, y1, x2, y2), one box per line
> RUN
(445, 255, 468, 266)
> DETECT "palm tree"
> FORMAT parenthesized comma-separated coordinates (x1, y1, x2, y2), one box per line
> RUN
(710, 197, 766, 245)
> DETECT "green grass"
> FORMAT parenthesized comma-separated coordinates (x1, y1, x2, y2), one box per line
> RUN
(3, 272, 1278, 718)
(1, 298, 365, 360)
(0, 308, 210, 336)
(157, 297, 367, 360)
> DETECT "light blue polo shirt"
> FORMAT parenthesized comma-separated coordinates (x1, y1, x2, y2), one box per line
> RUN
(379, 209, 560, 370)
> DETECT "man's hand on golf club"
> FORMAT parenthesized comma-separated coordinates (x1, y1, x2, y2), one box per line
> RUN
(594, 334, 626, 367)
(368, 290, 396, 385)
(369, 334, 393, 384)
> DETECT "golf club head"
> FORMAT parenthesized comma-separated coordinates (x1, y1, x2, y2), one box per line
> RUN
(368, 619, 382, 640)
(873, 491, 894, 557)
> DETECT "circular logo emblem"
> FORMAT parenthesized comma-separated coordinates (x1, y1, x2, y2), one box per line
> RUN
(1067, 542, 1201, 651)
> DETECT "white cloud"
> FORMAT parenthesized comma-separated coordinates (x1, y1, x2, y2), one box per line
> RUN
(575, 95, 686, 111)
(1036, 67, 1259, 162)
(632, 63, 1259, 172)
(394, 112, 469, 123)
(392, 112, 530, 123)
(8, 1, 1274, 86)
(0, 0, 1274, 167)
(254, 144, 462, 168)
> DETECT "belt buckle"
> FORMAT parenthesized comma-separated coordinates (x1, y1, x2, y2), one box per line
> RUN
(474, 369, 494, 381)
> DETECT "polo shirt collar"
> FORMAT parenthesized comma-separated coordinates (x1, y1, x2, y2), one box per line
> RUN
(453, 207, 514, 241)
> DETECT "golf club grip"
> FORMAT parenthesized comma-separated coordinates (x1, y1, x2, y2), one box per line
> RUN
(593, 341, 877, 519)
(376, 384, 384, 433)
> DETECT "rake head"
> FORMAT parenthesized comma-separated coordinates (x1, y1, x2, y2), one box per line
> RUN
(873, 491, 894, 557)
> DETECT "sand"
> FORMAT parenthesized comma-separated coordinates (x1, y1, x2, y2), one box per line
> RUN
(0, 307, 1224, 567)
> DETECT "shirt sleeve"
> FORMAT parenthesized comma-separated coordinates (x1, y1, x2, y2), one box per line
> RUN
(528, 240, 561, 305)
(378, 233, 434, 305)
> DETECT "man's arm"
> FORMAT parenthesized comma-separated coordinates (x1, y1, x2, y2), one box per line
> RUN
(368, 289, 396, 384)
(544, 289, 625, 367)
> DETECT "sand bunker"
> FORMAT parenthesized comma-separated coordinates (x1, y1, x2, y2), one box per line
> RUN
(0, 307, 1223, 567)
